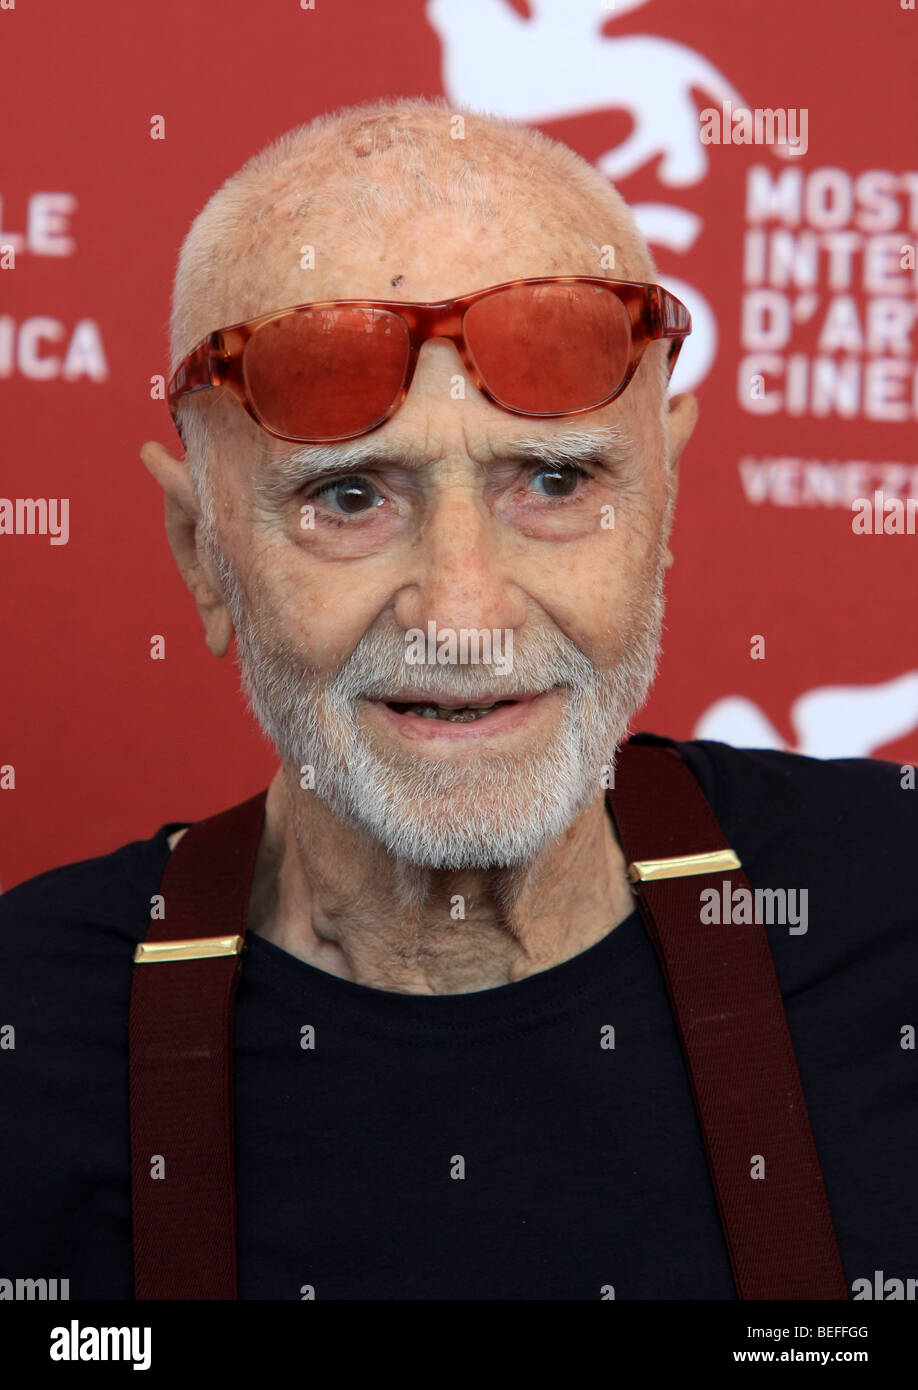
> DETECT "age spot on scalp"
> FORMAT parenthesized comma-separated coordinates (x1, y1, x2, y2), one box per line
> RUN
(347, 121, 395, 159)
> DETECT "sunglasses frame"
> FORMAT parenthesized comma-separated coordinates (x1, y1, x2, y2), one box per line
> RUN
(167, 275, 691, 444)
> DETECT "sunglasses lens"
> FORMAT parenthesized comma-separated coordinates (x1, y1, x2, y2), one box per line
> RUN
(242, 307, 410, 440)
(464, 281, 632, 414)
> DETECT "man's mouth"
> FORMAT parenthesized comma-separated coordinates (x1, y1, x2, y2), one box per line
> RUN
(384, 699, 514, 723)
(363, 688, 554, 738)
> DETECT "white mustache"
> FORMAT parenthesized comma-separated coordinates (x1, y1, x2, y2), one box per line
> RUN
(325, 628, 600, 706)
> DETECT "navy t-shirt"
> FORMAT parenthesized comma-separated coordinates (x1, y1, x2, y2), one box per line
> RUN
(1, 732, 916, 1300)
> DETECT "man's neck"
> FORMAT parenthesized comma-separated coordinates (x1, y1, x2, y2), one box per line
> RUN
(242, 766, 638, 995)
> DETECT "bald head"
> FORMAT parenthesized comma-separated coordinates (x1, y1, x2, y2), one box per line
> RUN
(168, 95, 668, 497)
(170, 96, 656, 366)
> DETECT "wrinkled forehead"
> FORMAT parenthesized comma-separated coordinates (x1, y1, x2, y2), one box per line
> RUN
(200, 171, 650, 338)
(176, 141, 667, 452)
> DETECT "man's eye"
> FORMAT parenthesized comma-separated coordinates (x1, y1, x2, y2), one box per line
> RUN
(529, 463, 591, 497)
(309, 475, 383, 515)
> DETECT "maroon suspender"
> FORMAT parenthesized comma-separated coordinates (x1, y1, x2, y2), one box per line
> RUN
(128, 743, 847, 1300)
(129, 791, 267, 1300)
(609, 743, 847, 1300)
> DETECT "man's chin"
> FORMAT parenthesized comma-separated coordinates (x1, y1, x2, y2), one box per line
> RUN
(322, 758, 600, 872)
(351, 816, 561, 873)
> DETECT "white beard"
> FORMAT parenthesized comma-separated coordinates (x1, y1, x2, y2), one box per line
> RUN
(207, 538, 665, 875)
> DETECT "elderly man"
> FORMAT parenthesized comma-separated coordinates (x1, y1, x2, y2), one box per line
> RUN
(1, 97, 915, 1305)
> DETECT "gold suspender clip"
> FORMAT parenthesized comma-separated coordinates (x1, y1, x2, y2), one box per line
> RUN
(627, 849, 741, 884)
(133, 935, 244, 964)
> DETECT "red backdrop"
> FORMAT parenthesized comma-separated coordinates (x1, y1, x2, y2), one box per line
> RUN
(2, 0, 917, 889)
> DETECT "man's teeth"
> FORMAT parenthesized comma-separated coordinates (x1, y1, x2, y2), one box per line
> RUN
(399, 702, 502, 722)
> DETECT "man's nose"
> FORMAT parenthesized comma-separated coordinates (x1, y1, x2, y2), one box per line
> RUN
(392, 480, 529, 638)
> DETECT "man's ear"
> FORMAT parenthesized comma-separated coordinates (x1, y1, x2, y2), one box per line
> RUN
(666, 389, 698, 466)
(661, 390, 697, 571)
(140, 440, 234, 658)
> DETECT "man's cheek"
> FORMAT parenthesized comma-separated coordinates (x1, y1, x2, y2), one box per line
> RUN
(268, 596, 379, 673)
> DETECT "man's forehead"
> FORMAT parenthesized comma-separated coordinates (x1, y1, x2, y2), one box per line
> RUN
(207, 199, 644, 333)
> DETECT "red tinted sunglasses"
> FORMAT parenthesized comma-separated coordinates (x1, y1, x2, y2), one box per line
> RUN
(168, 275, 691, 444)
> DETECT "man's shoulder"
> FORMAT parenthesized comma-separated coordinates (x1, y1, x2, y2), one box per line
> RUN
(628, 729, 917, 935)
(630, 728, 915, 839)
(627, 729, 917, 1003)
(0, 818, 186, 950)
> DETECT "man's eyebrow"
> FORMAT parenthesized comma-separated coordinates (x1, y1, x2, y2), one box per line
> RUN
(252, 424, 636, 505)
(508, 425, 636, 468)
(253, 437, 428, 506)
